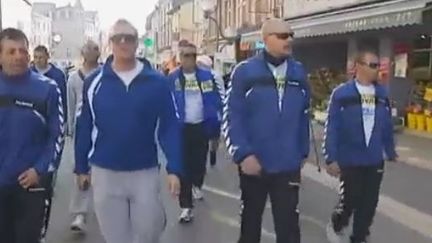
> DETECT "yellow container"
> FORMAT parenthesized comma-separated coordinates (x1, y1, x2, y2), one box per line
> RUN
(407, 113, 416, 129)
(416, 114, 426, 131)
(427, 117, 432, 133)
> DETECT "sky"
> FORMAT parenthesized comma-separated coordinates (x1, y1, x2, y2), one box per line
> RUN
(3, 0, 159, 34)
(51, 0, 159, 33)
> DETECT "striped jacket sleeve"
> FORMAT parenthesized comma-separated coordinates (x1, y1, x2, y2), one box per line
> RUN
(74, 73, 99, 174)
(34, 81, 65, 174)
(223, 62, 254, 164)
(322, 87, 341, 164)
(157, 78, 183, 176)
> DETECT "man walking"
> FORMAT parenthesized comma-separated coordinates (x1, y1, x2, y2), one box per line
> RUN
(0, 28, 64, 243)
(31, 44, 67, 241)
(32, 45, 67, 123)
(324, 50, 397, 243)
(75, 19, 181, 243)
(224, 18, 310, 243)
(67, 40, 101, 233)
(168, 43, 222, 222)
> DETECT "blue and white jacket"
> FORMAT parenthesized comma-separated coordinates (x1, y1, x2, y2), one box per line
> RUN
(167, 67, 223, 139)
(224, 52, 310, 173)
(31, 63, 67, 122)
(323, 80, 397, 167)
(0, 69, 64, 186)
(74, 57, 183, 176)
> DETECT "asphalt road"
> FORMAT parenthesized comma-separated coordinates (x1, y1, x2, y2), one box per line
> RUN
(46, 130, 432, 243)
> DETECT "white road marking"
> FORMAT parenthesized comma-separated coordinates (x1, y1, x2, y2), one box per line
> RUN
(202, 185, 327, 229)
(403, 157, 432, 171)
(302, 163, 432, 239)
(396, 146, 411, 152)
(210, 211, 276, 239)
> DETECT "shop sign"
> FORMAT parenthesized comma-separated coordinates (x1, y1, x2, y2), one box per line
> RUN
(255, 41, 265, 50)
(379, 57, 391, 84)
(344, 11, 417, 31)
(292, 9, 421, 38)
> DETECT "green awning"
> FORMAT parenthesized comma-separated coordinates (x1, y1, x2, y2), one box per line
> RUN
(290, 0, 432, 38)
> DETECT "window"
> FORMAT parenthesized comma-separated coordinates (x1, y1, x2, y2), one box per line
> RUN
(411, 35, 432, 82)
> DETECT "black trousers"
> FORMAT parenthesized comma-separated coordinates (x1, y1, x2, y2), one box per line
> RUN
(179, 123, 209, 208)
(331, 163, 384, 243)
(0, 184, 46, 243)
(40, 172, 55, 239)
(239, 171, 301, 243)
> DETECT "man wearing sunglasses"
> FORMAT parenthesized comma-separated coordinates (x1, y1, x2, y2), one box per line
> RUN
(324, 50, 397, 243)
(74, 19, 182, 243)
(224, 18, 310, 243)
(168, 43, 222, 223)
(67, 40, 101, 233)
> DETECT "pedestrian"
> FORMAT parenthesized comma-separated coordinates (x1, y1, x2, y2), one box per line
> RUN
(0, 28, 64, 243)
(168, 43, 222, 223)
(74, 19, 182, 243)
(197, 54, 225, 168)
(31, 44, 68, 241)
(67, 40, 101, 233)
(323, 50, 397, 243)
(223, 18, 310, 243)
(32, 45, 67, 124)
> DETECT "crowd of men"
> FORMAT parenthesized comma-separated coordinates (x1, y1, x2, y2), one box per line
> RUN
(0, 17, 396, 243)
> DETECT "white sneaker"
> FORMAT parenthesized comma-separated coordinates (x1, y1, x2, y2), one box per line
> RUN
(70, 214, 86, 232)
(192, 187, 204, 200)
(179, 208, 193, 223)
(326, 221, 342, 243)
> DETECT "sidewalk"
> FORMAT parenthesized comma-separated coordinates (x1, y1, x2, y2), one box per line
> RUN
(312, 110, 432, 171)
(396, 132, 432, 171)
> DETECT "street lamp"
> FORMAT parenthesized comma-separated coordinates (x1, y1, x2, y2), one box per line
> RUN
(201, 0, 241, 62)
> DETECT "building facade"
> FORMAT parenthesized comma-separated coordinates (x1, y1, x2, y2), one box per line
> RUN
(32, 0, 100, 67)
(1, 0, 32, 47)
(30, 11, 52, 51)
(279, 0, 432, 119)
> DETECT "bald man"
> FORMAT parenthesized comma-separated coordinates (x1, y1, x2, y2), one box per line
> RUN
(74, 19, 182, 243)
(224, 18, 310, 243)
(67, 40, 101, 233)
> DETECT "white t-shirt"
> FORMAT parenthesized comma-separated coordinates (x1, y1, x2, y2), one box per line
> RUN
(35, 65, 51, 75)
(114, 61, 144, 88)
(267, 61, 288, 111)
(183, 72, 204, 124)
(356, 82, 376, 146)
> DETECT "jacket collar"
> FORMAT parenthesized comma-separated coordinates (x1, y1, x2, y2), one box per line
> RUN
(102, 55, 153, 79)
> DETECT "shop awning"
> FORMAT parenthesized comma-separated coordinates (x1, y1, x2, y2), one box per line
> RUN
(240, 0, 432, 42)
(290, 0, 432, 38)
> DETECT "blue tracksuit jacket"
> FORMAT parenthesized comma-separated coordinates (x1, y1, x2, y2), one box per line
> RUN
(0, 69, 64, 186)
(74, 57, 183, 176)
(322, 80, 397, 167)
(224, 52, 310, 173)
(31, 64, 67, 123)
(167, 67, 222, 139)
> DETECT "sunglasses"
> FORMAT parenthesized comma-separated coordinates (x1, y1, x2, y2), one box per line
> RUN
(359, 61, 380, 69)
(181, 53, 197, 58)
(272, 32, 295, 40)
(110, 34, 137, 44)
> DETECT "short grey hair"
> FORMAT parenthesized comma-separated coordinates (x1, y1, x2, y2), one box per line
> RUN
(109, 19, 138, 37)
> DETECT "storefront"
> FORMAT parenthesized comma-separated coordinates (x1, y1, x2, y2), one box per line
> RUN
(282, 0, 432, 133)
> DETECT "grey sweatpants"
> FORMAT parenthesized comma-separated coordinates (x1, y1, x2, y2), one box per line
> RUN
(69, 177, 92, 217)
(92, 166, 166, 243)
